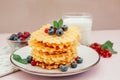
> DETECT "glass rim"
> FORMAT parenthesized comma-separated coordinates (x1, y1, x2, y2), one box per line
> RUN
(62, 12, 92, 18)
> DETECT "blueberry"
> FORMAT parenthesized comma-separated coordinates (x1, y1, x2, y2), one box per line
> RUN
(13, 36, 18, 40)
(17, 39, 21, 42)
(71, 62, 77, 68)
(62, 25, 68, 31)
(25, 36, 30, 41)
(56, 28, 64, 36)
(9, 36, 14, 40)
(27, 56, 33, 63)
(76, 57, 83, 64)
(50, 26, 54, 29)
(48, 29, 54, 35)
(11, 34, 17, 37)
(60, 64, 68, 72)
(17, 32, 22, 35)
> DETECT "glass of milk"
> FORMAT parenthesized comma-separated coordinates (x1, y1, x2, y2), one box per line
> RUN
(63, 13, 92, 45)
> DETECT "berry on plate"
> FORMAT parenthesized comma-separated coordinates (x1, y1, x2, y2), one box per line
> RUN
(27, 56, 33, 63)
(62, 25, 68, 31)
(50, 26, 54, 29)
(75, 56, 83, 64)
(44, 28, 49, 33)
(56, 28, 64, 36)
(30, 60, 36, 66)
(44, 19, 68, 36)
(71, 62, 77, 68)
(48, 29, 54, 35)
(60, 64, 68, 72)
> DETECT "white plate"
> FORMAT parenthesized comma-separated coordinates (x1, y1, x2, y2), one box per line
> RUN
(10, 45, 100, 77)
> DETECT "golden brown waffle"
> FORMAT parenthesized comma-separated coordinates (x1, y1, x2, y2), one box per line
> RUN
(29, 40, 78, 54)
(32, 50, 77, 64)
(28, 24, 80, 69)
(29, 24, 80, 44)
(36, 61, 72, 70)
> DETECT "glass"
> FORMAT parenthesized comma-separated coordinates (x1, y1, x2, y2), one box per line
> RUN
(63, 13, 92, 45)
(7, 39, 28, 52)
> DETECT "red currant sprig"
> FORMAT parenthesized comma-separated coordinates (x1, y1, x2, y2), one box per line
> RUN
(90, 43, 112, 58)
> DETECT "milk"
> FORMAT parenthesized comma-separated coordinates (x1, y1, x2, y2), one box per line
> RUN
(63, 16, 92, 45)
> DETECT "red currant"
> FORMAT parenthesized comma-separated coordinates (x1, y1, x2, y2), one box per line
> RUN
(75, 56, 80, 61)
(30, 60, 36, 66)
(95, 45, 101, 50)
(103, 54, 107, 58)
(99, 51, 104, 55)
(90, 45, 96, 49)
(104, 49, 109, 53)
(93, 43, 99, 46)
(24, 32, 30, 38)
(90, 42, 113, 58)
(108, 52, 112, 57)
(20, 37, 26, 42)
(18, 33, 23, 38)
(45, 28, 49, 33)
(54, 28, 57, 33)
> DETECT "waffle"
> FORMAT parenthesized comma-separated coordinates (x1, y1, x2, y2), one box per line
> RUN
(28, 24, 80, 69)
(32, 50, 77, 64)
(29, 39, 78, 54)
(30, 24, 80, 44)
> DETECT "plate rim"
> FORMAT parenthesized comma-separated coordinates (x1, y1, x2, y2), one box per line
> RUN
(10, 45, 100, 76)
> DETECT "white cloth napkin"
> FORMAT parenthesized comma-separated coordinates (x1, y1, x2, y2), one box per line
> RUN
(0, 45, 19, 77)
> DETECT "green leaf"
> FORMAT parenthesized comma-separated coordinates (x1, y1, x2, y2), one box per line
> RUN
(58, 18, 63, 28)
(102, 40, 113, 49)
(53, 21, 59, 28)
(13, 54, 28, 64)
(19, 59, 28, 64)
(105, 40, 113, 47)
(108, 47, 117, 54)
(101, 40, 117, 54)
(13, 54, 21, 61)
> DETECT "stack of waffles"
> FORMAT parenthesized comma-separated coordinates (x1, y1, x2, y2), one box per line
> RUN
(28, 24, 80, 69)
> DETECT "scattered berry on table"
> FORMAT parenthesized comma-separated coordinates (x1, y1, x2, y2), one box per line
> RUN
(60, 64, 68, 72)
(108, 52, 112, 57)
(90, 43, 113, 58)
(71, 62, 77, 68)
